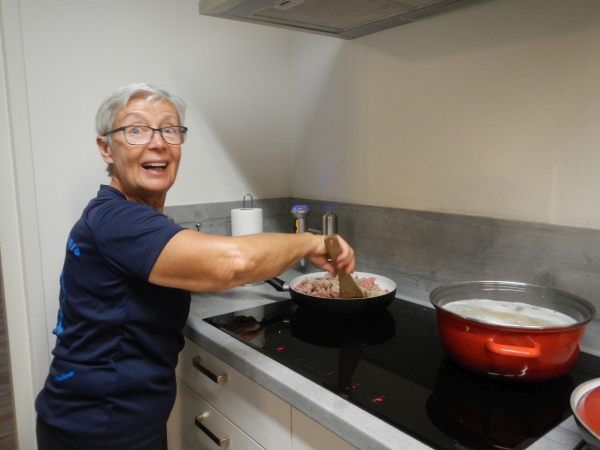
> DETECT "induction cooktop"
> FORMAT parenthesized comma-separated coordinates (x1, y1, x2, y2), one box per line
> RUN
(204, 298, 600, 450)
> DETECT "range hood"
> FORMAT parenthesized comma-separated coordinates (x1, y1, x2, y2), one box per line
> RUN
(198, 0, 493, 39)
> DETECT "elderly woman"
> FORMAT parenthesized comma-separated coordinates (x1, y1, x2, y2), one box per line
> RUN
(35, 84, 355, 450)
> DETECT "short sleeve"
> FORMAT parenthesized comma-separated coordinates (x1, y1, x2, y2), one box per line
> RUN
(87, 199, 184, 279)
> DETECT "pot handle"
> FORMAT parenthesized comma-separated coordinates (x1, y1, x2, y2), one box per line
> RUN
(265, 278, 289, 292)
(485, 338, 541, 358)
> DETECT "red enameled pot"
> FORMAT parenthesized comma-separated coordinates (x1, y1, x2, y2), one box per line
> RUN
(430, 281, 596, 382)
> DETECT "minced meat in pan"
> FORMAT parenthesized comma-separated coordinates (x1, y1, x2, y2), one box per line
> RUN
(294, 273, 388, 299)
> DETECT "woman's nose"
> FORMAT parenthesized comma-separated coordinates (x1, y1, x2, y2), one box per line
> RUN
(148, 129, 167, 147)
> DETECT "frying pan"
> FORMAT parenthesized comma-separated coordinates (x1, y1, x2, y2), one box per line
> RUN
(265, 271, 396, 314)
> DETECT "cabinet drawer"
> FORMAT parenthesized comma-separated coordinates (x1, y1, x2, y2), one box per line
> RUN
(177, 338, 291, 450)
(168, 378, 264, 450)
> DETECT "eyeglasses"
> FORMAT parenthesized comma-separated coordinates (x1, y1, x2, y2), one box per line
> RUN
(104, 125, 188, 145)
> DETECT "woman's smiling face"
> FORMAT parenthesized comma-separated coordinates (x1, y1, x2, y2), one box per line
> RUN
(97, 97, 182, 210)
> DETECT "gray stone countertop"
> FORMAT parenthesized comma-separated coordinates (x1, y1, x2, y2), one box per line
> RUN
(182, 266, 588, 450)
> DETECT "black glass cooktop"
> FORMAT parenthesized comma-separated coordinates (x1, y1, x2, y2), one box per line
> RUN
(204, 298, 600, 450)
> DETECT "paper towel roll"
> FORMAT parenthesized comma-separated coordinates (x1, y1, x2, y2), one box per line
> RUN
(231, 208, 263, 236)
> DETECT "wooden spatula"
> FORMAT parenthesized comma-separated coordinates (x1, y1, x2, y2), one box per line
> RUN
(324, 236, 364, 299)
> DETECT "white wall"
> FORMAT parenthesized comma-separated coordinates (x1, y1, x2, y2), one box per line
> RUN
(290, 0, 600, 229)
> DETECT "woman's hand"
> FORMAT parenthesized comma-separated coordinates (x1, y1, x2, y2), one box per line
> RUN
(306, 234, 355, 276)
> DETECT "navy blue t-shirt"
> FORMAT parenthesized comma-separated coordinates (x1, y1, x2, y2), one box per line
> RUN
(36, 185, 191, 449)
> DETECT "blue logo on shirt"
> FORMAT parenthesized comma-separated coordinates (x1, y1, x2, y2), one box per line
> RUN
(53, 271, 66, 338)
(67, 236, 80, 256)
(54, 371, 74, 382)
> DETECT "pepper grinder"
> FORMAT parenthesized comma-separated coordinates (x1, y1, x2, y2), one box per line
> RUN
(291, 205, 310, 267)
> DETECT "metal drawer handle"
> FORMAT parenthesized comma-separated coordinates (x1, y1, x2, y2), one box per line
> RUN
(192, 356, 228, 384)
(195, 413, 231, 447)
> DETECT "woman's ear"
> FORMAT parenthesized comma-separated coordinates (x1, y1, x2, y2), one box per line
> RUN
(97, 136, 114, 165)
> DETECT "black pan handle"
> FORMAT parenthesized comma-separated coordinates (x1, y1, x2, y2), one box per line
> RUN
(265, 277, 289, 292)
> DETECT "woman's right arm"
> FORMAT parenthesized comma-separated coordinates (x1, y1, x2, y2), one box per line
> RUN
(148, 230, 355, 292)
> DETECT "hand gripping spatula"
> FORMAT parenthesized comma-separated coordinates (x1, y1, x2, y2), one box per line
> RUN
(324, 236, 364, 299)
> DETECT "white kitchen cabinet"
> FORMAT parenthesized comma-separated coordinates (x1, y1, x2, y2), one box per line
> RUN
(168, 337, 358, 450)
(291, 407, 358, 450)
(168, 378, 264, 450)
(169, 338, 291, 450)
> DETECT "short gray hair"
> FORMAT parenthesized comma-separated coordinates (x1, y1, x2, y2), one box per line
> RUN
(96, 83, 187, 176)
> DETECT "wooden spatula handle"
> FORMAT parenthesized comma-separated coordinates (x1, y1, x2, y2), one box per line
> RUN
(324, 236, 364, 299)
(325, 236, 342, 262)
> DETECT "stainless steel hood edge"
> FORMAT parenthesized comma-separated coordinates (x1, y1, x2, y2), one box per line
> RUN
(199, 0, 494, 39)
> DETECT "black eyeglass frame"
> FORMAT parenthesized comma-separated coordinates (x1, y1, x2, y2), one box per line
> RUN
(103, 125, 188, 145)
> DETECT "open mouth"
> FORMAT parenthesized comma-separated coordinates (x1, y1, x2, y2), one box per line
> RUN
(142, 162, 168, 170)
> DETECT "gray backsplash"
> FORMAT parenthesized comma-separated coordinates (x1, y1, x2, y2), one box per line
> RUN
(165, 197, 600, 354)
(165, 197, 294, 235)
